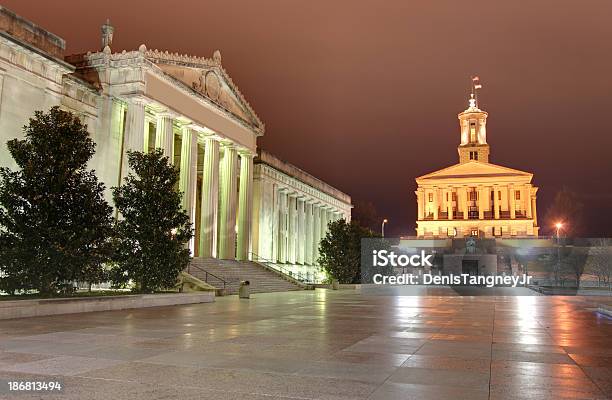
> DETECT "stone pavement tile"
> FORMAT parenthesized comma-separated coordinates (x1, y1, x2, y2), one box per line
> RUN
(568, 353, 612, 367)
(78, 345, 170, 361)
(139, 350, 241, 368)
(491, 373, 603, 395)
(0, 351, 56, 368)
(401, 355, 490, 373)
(367, 382, 489, 400)
(582, 366, 612, 398)
(79, 361, 378, 399)
(387, 366, 490, 390)
(295, 360, 397, 383)
(492, 343, 566, 354)
(492, 349, 575, 364)
(492, 334, 553, 345)
(322, 350, 410, 366)
(491, 360, 587, 379)
(385, 331, 433, 339)
(342, 342, 421, 355)
(0, 355, 126, 376)
(489, 385, 609, 400)
(212, 354, 306, 374)
(562, 346, 612, 356)
(430, 333, 492, 342)
(0, 340, 107, 357)
(414, 342, 492, 360)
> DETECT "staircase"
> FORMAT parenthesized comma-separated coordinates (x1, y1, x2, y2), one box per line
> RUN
(187, 258, 306, 295)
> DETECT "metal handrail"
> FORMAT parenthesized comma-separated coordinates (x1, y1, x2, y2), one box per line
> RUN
(186, 263, 227, 289)
(249, 252, 316, 284)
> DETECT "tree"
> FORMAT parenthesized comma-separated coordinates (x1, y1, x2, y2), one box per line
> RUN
(544, 187, 584, 237)
(586, 238, 612, 290)
(0, 107, 113, 295)
(318, 219, 389, 284)
(112, 150, 193, 293)
(352, 200, 381, 233)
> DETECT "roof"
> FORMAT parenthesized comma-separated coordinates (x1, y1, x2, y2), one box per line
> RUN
(416, 161, 533, 185)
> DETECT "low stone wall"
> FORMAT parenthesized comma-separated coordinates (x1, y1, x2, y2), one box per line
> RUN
(0, 292, 215, 320)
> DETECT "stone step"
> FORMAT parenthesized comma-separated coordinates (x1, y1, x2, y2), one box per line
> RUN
(186, 258, 304, 295)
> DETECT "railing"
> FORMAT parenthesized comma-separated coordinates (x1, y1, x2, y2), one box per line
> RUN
(249, 252, 317, 284)
(186, 263, 227, 290)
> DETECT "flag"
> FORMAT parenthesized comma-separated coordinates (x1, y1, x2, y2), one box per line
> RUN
(474, 83, 482, 89)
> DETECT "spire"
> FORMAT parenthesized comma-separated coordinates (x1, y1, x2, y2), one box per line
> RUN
(469, 76, 483, 109)
(458, 76, 489, 163)
(101, 18, 114, 50)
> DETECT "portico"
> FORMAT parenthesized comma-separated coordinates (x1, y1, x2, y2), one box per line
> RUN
(251, 151, 352, 279)
(66, 42, 264, 260)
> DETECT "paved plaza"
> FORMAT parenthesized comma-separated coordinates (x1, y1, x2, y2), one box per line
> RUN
(1, 289, 611, 399)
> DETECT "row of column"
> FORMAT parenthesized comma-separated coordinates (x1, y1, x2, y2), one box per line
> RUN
(417, 185, 536, 221)
(122, 99, 254, 260)
(275, 190, 341, 265)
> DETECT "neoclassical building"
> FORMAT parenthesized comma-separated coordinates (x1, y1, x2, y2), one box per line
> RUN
(415, 92, 539, 238)
(0, 7, 350, 273)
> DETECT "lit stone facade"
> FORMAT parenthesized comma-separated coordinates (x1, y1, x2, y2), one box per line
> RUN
(415, 94, 539, 238)
(0, 8, 351, 263)
(251, 151, 352, 267)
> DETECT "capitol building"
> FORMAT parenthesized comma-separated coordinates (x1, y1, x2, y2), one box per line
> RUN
(0, 7, 351, 285)
(414, 92, 539, 238)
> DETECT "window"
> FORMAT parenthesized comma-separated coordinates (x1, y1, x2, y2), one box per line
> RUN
(469, 190, 477, 201)
(471, 229, 479, 237)
(428, 193, 433, 202)
(470, 122, 476, 143)
(498, 191, 502, 200)
(515, 190, 521, 200)
(448, 227, 457, 237)
(452, 192, 457, 201)
(474, 152, 478, 160)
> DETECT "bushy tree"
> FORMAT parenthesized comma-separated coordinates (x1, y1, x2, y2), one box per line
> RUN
(318, 219, 389, 284)
(112, 150, 192, 292)
(0, 107, 113, 295)
(544, 187, 584, 237)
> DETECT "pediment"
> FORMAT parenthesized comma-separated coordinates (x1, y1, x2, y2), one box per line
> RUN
(417, 161, 533, 183)
(145, 50, 264, 134)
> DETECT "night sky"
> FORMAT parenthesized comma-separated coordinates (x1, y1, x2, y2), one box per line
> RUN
(5, 0, 612, 236)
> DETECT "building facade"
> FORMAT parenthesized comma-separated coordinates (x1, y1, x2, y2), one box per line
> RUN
(251, 150, 352, 279)
(0, 8, 351, 266)
(415, 93, 539, 238)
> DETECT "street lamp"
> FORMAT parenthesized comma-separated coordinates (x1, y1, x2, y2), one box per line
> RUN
(381, 219, 388, 237)
(555, 222, 563, 239)
(554, 222, 563, 287)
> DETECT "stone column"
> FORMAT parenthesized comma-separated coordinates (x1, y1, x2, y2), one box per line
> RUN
(526, 185, 533, 219)
(287, 195, 297, 264)
(297, 198, 306, 264)
(155, 113, 175, 162)
(313, 204, 321, 264)
(305, 201, 314, 265)
(278, 190, 288, 263)
(236, 151, 254, 261)
(509, 184, 516, 219)
(416, 189, 424, 220)
(447, 188, 453, 220)
(179, 126, 198, 251)
(494, 186, 500, 219)
(199, 136, 220, 258)
(121, 98, 146, 181)
(478, 187, 485, 220)
(531, 195, 538, 225)
(432, 189, 439, 220)
(271, 185, 280, 262)
(218, 144, 239, 259)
